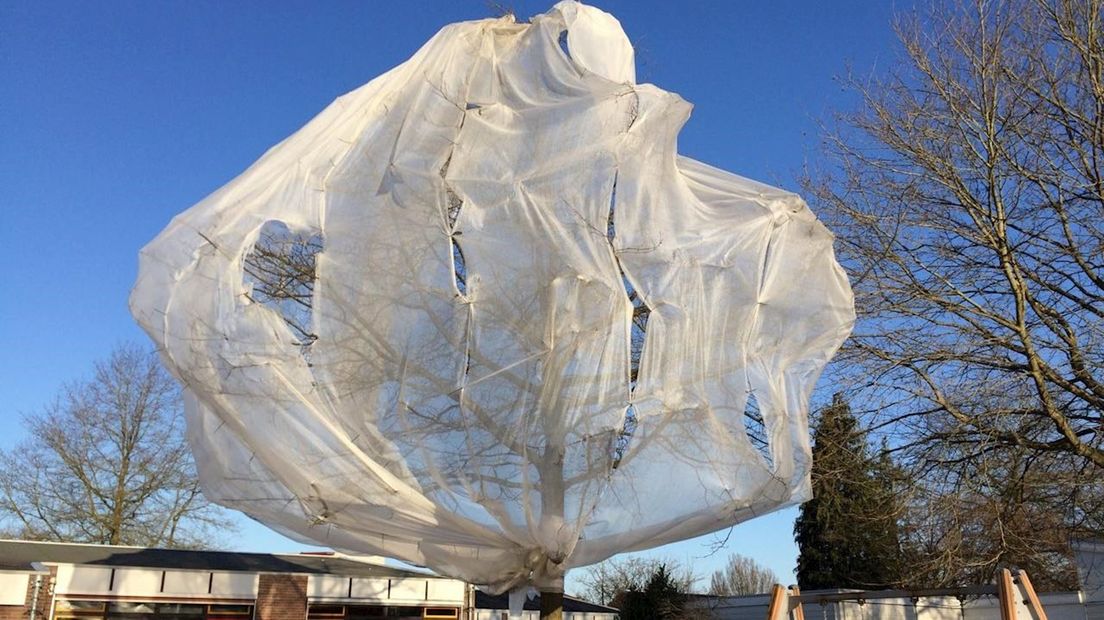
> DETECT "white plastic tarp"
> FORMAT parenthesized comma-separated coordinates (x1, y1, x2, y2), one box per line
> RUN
(131, 1, 854, 596)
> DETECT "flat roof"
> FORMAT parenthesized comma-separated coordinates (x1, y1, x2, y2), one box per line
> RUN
(0, 539, 432, 580)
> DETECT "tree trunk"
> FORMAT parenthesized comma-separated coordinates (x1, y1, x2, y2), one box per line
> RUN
(540, 588, 563, 620)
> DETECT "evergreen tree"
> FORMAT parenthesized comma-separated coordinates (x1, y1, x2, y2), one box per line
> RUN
(616, 564, 687, 620)
(794, 393, 904, 589)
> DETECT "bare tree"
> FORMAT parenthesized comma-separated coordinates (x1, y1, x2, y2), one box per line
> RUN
(0, 344, 234, 548)
(573, 556, 696, 606)
(707, 554, 779, 596)
(896, 444, 1093, 590)
(807, 0, 1104, 586)
(243, 220, 322, 349)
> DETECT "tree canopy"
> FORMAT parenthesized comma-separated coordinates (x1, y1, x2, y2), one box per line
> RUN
(615, 564, 688, 620)
(795, 394, 904, 589)
(807, 0, 1104, 589)
(573, 556, 695, 607)
(0, 344, 232, 547)
(707, 553, 779, 596)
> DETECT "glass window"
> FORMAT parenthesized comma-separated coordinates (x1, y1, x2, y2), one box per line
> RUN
(205, 605, 254, 620)
(54, 600, 253, 620)
(107, 602, 157, 613)
(156, 604, 205, 616)
(55, 599, 108, 620)
(57, 600, 107, 611)
(207, 605, 253, 616)
(341, 606, 425, 620)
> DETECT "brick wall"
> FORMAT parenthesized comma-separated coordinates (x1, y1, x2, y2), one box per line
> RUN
(0, 570, 53, 620)
(255, 574, 307, 620)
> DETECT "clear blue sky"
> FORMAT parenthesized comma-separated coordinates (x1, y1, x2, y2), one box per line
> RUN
(1, 0, 908, 593)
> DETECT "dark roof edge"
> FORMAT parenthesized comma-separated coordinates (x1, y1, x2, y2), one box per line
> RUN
(0, 539, 432, 579)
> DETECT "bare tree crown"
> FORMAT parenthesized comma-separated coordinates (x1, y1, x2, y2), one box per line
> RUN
(809, 0, 1104, 588)
(0, 343, 232, 547)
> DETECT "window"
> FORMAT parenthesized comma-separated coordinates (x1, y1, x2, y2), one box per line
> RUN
(307, 605, 346, 619)
(207, 606, 251, 616)
(334, 606, 424, 620)
(206, 604, 253, 619)
(55, 600, 106, 620)
(53, 600, 254, 620)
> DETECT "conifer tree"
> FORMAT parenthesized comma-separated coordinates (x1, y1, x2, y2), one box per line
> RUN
(794, 393, 903, 589)
(616, 564, 687, 620)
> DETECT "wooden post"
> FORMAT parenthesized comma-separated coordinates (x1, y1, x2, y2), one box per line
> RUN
(1017, 570, 1048, 620)
(540, 588, 563, 620)
(790, 585, 806, 620)
(998, 569, 1017, 620)
(766, 584, 788, 620)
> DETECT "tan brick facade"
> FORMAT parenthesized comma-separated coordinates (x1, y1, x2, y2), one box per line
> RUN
(255, 573, 308, 620)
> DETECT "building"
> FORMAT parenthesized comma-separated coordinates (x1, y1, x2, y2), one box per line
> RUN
(0, 540, 616, 620)
(684, 588, 1090, 620)
(1074, 539, 1104, 620)
(472, 590, 618, 620)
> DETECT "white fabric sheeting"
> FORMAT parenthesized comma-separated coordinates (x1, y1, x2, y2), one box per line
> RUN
(130, 1, 854, 594)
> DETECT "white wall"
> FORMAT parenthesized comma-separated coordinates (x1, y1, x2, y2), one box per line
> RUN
(473, 611, 616, 620)
(53, 565, 257, 599)
(306, 574, 466, 606)
(427, 579, 466, 604)
(0, 572, 30, 605)
(389, 578, 428, 602)
(54, 565, 113, 595)
(351, 577, 390, 600)
(688, 590, 1088, 620)
(1075, 541, 1104, 604)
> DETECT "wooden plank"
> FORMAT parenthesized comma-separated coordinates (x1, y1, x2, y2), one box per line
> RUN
(792, 585, 998, 604)
(998, 568, 1017, 620)
(790, 585, 806, 620)
(766, 584, 787, 620)
(1017, 570, 1048, 620)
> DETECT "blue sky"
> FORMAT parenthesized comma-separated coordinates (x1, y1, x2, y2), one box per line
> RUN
(1, 0, 907, 593)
